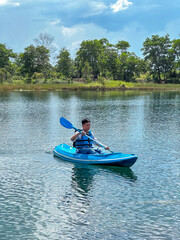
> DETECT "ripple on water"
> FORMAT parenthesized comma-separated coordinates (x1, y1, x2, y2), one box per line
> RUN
(0, 91, 180, 239)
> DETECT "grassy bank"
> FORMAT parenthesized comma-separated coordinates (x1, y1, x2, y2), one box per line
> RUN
(0, 81, 180, 91)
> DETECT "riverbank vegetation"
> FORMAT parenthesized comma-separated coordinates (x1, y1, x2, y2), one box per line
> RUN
(1, 81, 180, 91)
(0, 33, 180, 89)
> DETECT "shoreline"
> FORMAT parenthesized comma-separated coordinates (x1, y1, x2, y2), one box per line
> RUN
(0, 83, 180, 92)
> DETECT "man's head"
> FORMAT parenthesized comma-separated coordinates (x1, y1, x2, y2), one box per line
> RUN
(82, 118, 91, 132)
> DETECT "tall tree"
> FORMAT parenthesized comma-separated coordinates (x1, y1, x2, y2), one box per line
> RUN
(0, 43, 15, 69)
(56, 48, 72, 78)
(75, 39, 104, 77)
(19, 45, 37, 78)
(172, 39, 180, 69)
(20, 45, 50, 81)
(98, 39, 117, 79)
(81, 62, 93, 81)
(141, 34, 175, 82)
(36, 46, 51, 81)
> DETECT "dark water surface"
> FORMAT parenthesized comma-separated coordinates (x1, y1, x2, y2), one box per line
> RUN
(0, 90, 180, 240)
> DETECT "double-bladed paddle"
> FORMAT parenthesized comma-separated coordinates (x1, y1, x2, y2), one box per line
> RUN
(60, 117, 112, 152)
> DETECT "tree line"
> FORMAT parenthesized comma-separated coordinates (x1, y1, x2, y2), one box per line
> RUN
(0, 33, 180, 84)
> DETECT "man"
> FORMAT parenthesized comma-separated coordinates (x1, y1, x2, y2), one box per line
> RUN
(71, 118, 110, 154)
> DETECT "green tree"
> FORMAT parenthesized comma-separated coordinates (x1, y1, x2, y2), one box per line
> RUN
(0, 68, 6, 84)
(116, 52, 146, 81)
(75, 39, 104, 77)
(56, 48, 72, 78)
(141, 34, 175, 82)
(125, 54, 145, 81)
(36, 46, 51, 82)
(115, 40, 130, 54)
(20, 45, 50, 82)
(0, 44, 15, 69)
(81, 62, 93, 81)
(19, 45, 37, 79)
(98, 39, 118, 79)
(0, 44, 16, 83)
(172, 39, 180, 70)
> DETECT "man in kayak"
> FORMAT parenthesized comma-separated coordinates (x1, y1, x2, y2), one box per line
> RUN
(70, 118, 110, 154)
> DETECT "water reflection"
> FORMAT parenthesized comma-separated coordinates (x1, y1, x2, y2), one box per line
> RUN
(98, 165, 138, 181)
(71, 166, 94, 195)
(57, 166, 93, 226)
(57, 162, 137, 226)
(56, 90, 149, 101)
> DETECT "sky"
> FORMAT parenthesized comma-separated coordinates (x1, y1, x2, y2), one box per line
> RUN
(0, 0, 180, 58)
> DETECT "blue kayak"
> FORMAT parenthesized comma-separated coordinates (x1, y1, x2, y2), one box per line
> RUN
(53, 144, 138, 167)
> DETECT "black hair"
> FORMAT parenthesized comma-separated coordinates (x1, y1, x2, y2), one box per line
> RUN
(82, 118, 91, 125)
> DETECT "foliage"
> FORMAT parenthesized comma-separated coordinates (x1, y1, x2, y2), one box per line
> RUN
(172, 39, 180, 70)
(56, 48, 73, 78)
(32, 72, 44, 83)
(0, 44, 16, 76)
(19, 45, 50, 81)
(75, 39, 104, 77)
(115, 40, 130, 54)
(81, 62, 93, 82)
(0, 68, 6, 84)
(98, 76, 106, 86)
(141, 34, 175, 82)
(0, 34, 180, 85)
(0, 68, 11, 84)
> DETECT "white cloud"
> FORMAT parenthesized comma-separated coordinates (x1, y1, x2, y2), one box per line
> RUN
(50, 19, 61, 26)
(88, 1, 107, 16)
(0, 0, 20, 6)
(61, 26, 84, 37)
(0, 0, 8, 5)
(111, 0, 132, 12)
(14, 2, 20, 6)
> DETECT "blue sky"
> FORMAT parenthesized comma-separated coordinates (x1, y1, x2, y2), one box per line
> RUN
(0, 0, 180, 58)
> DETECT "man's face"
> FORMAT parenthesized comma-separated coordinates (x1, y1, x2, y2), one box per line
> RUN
(82, 122, 91, 132)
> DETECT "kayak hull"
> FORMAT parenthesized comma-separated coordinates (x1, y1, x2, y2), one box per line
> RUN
(53, 144, 138, 167)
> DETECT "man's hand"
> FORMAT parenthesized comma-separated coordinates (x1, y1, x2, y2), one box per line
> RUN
(82, 131, 86, 136)
(105, 146, 110, 151)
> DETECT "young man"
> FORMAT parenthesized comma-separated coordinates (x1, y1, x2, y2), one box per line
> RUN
(71, 118, 110, 154)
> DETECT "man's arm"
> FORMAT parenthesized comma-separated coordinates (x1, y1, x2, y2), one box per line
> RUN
(71, 131, 86, 141)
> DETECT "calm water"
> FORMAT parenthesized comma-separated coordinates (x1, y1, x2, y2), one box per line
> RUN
(0, 90, 180, 240)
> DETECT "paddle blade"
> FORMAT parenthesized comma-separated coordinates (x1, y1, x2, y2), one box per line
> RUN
(60, 117, 73, 129)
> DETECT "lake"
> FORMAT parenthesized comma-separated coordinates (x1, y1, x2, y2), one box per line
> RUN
(0, 90, 180, 240)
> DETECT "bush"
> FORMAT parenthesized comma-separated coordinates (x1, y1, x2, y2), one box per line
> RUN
(31, 72, 44, 83)
(166, 78, 180, 84)
(0, 68, 11, 84)
(0, 68, 6, 84)
(98, 76, 106, 86)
